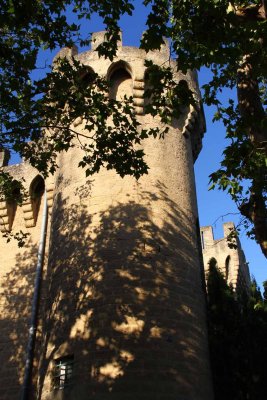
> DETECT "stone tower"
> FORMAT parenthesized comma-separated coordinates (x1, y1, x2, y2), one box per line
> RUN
(201, 222, 250, 293)
(0, 32, 213, 399)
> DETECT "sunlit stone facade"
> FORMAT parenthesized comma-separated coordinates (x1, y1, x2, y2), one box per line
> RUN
(201, 222, 250, 293)
(0, 32, 214, 400)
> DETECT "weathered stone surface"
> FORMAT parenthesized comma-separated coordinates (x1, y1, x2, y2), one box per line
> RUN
(0, 32, 213, 400)
(200, 222, 250, 292)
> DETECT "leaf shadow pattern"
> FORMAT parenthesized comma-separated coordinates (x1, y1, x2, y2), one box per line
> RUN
(36, 179, 211, 400)
(0, 240, 38, 399)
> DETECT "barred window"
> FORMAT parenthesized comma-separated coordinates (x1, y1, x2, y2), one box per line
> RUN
(53, 355, 74, 390)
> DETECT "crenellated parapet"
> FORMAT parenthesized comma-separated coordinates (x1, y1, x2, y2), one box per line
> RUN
(53, 31, 205, 159)
(200, 222, 250, 293)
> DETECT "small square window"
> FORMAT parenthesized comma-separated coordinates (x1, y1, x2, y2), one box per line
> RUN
(53, 355, 74, 390)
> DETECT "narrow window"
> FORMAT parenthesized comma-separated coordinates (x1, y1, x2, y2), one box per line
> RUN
(201, 230, 205, 250)
(53, 355, 74, 390)
(144, 69, 153, 110)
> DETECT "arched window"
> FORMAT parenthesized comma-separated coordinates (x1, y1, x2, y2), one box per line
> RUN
(108, 61, 133, 100)
(30, 175, 45, 225)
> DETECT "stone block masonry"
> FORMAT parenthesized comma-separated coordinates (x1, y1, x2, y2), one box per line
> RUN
(0, 31, 213, 400)
(200, 222, 250, 293)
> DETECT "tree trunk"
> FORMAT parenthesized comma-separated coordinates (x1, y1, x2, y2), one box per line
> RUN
(237, 55, 267, 258)
(239, 188, 267, 258)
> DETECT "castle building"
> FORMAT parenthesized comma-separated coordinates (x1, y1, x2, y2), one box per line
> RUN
(200, 222, 250, 293)
(0, 32, 214, 399)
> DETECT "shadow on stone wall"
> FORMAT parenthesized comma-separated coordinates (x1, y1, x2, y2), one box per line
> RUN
(0, 179, 209, 400)
(36, 180, 208, 400)
(0, 241, 38, 399)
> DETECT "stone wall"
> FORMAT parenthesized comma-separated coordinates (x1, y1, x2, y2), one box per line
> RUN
(0, 163, 54, 399)
(0, 32, 213, 400)
(200, 222, 250, 292)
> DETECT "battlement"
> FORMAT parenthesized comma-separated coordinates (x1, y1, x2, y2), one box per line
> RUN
(200, 223, 250, 293)
(91, 30, 122, 50)
(201, 222, 236, 248)
(53, 31, 205, 161)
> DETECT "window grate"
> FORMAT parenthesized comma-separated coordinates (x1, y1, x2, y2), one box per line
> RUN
(53, 355, 74, 390)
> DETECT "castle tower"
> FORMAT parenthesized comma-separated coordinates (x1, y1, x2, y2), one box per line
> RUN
(201, 222, 250, 293)
(0, 32, 213, 399)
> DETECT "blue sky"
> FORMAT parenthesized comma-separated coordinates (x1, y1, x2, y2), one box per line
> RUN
(11, 1, 266, 287)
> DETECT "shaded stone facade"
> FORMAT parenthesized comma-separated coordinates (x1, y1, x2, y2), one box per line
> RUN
(0, 32, 213, 399)
(200, 222, 250, 293)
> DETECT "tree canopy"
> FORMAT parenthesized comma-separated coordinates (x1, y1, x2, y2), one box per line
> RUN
(0, 0, 266, 256)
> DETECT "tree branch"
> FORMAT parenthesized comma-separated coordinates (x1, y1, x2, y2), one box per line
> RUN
(239, 189, 267, 257)
(230, 1, 266, 21)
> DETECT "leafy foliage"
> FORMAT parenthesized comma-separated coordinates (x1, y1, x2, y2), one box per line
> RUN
(0, 171, 25, 204)
(144, 60, 196, 124)
(141, 0, 267, 256)
(0, 0, 266, 255)
(207, 264, 267, 400)
(0, 0, 148, 244)
(1, 0, 150, 179)
(6, 55, 153, 178)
